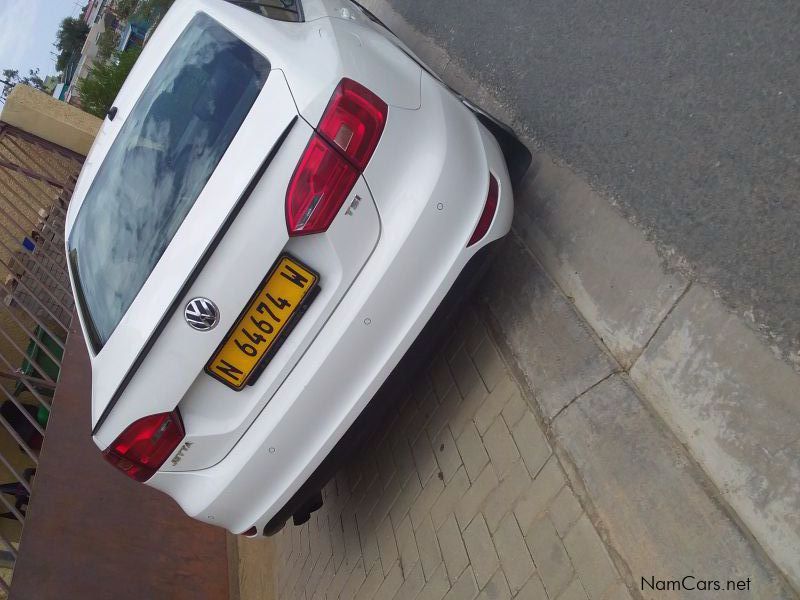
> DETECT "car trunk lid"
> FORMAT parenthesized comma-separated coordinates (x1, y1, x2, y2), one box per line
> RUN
(76, 5, 384, 472)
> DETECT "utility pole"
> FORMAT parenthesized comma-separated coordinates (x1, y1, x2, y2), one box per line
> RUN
(71, 0, 83, 17)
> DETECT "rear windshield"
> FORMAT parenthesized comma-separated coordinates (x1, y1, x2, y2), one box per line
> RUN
(68, 13, 270, 350)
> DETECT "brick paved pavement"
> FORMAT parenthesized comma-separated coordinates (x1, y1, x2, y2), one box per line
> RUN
(273, 308, 631, 600)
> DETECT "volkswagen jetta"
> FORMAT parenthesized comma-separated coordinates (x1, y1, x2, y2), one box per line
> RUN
(65, 0, 522, 535)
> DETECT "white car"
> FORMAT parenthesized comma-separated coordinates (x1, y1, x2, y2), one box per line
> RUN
(65, 0, 526, 536)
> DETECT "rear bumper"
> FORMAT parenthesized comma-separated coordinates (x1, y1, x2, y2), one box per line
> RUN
(147, 75, 513, 534)
(260, 239, 501, 534)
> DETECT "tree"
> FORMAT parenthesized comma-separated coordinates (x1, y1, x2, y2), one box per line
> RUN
(76, 47, 141, 117)
(55, 17, 90, 73)
(1, 68, 47, 102)
(134, 0, 176, 23)
(96, 28, 121, 62)
(113, 0, 139, 21)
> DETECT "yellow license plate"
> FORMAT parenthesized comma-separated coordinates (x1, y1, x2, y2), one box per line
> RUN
(205, 255, 319, 390)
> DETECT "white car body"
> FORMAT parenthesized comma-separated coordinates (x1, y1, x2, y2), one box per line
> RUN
(65, 0, 513, 535)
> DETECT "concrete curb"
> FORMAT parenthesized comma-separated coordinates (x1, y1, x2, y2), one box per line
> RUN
(517, 151, 800, 590)
(631, 284, 800, 587)
(360, 0, 800, 594)
(480, 236, 795, 599)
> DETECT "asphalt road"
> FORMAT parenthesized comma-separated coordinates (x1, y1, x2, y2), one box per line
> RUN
(387, 0, 800, 362)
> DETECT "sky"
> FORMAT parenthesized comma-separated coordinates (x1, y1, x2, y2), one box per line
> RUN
(0, 0, 85, 80)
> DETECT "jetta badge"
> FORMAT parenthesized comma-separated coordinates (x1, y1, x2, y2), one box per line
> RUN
(184, 298, 219, 331)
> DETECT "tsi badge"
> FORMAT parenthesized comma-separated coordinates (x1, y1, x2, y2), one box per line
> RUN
(345, 194, 362, 216)
(184, 297, 219, 331)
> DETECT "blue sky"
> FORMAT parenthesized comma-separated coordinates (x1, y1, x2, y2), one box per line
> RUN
(0, 0, 84, 80)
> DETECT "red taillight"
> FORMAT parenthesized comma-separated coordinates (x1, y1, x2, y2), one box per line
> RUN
(286, 78, 387, 236)
(285, 134, 360, 235)
(103, 409, 185, 482)
(468, 174, 499, 247)
(317, 78, 388, 170)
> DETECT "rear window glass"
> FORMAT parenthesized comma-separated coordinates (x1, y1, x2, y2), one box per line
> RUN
(69, 13, 270, 350)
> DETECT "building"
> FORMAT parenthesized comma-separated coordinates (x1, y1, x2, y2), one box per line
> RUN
(117, 18, 149, 53)
(59, 0, 121, 105)
(63, 15, 107, 105)
(42, 76, 58, 96)
(58, 1, 153, 107)
(64, 1, 122, 105)
(82, 0, 111, 26)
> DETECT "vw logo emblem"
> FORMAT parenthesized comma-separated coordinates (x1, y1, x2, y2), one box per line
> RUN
(184, 297, 219, 332)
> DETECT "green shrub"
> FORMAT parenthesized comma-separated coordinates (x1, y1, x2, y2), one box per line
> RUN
(114, 0, 139, 21)
(76, 47, 142, 118)
(96, 29, 121, 62)
(134, 0, 176, 22)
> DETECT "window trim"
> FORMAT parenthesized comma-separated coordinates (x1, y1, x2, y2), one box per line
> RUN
(226, 0, 305, 23)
